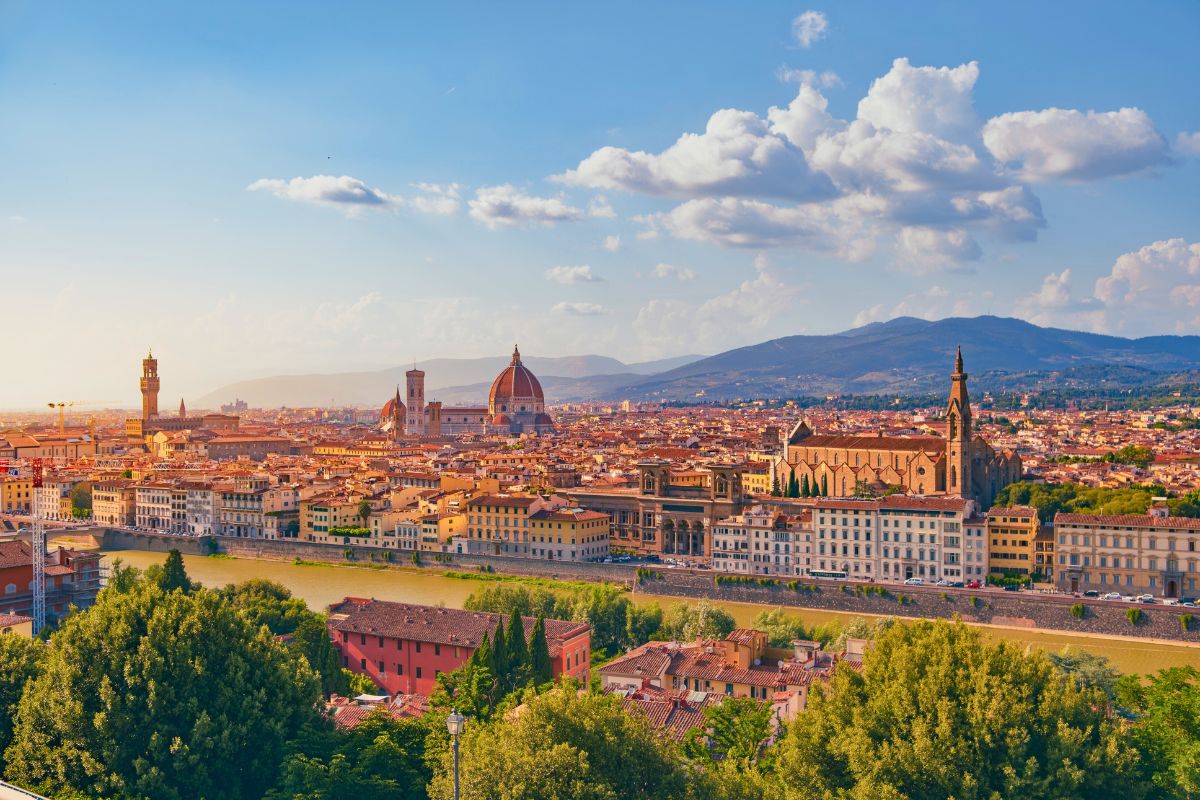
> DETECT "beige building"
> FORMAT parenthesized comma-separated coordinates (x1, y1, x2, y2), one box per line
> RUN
(92, 480, 136, 526)
(986, 506, 1040, 578)
(1054, 503, 1200, 597)
(712, 505, 807, 576)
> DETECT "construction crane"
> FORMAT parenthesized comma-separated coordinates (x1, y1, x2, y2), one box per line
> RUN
(29, 458, 46, 633)
(47, 401, 78, 434)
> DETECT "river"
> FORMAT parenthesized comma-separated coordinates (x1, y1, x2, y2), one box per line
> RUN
(102, 549, 1199, 675)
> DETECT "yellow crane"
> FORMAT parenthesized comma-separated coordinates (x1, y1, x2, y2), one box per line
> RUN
(47, 401, 79, 434)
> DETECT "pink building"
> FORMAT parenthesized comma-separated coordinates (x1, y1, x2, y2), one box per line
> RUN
(327, 598, 591, 696)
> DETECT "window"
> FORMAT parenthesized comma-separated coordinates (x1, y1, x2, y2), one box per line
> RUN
(416, 666, 423, 679)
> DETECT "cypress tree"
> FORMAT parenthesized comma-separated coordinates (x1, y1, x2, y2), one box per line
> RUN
(821, 474, 828, 497)
(470, 631, 492, 670)
(490, 616, 508, 679)
(506, 608, 528, 672)
(158, 549, 192, 593)
(771, 475, 781, 497)
(801, 474, 810, 497)
(787, 473, 799, 498)
(528, 617, 552, 685)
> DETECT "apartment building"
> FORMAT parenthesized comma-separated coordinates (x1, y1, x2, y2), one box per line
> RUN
(33, 477, 78, 521)
(987, 506, 1040, 578)
(462, 493, 564, 557)
(712, 505, 807, 576)
(0, 475, 32, 514)
(525, 507, 610, 562)
(1054, 503, 1200, 597)
(134, 484, 174, 531)
(963, 515, 989, 579)
(92, 479, 136, 526)
(185, 482, 217, 536)
(811, 496, 973, 582)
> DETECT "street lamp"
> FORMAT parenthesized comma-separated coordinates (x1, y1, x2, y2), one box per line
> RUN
(446, 709, 466, 800)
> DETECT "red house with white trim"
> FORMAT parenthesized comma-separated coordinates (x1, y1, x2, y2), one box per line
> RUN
(327, 598, 592, 696)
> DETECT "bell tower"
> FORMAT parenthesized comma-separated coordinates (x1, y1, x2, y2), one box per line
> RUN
(140, 350, 160, 421)
(406, 366, 426, 435)
(945, 346, 972, 498)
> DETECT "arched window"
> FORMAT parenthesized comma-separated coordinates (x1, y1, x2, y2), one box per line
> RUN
(4, 583, 15, 595)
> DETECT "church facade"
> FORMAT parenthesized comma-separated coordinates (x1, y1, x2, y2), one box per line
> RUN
(776, 348, 1020, 508)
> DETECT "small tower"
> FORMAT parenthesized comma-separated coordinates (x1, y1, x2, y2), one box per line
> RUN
(390, 385, 405, 440)
(406, 365, 426, 436)
(945, 346, 972, 498)
(140, 350, 160, 421)
(179, 397, 187, 419)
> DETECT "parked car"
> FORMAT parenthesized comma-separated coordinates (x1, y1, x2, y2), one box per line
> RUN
(1003, 584, 1020, 592)
(903, 577, 924, 586)
(935, 579, 952, 587)
(1082, 590, 1100, 598)
(1136, 594, 1155, 603)
(965, 580, 981, 589)
(949, 581, 964, 588)
(1101, 592, 1122, 600)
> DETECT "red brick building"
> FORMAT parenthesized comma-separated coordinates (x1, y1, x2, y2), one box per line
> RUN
(327, 598, 592, 696)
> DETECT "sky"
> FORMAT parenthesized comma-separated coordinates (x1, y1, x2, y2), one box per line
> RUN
(1, 1, 1198, 409)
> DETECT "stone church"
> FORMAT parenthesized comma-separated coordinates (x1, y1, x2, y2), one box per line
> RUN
(777, 348, 1021, 508)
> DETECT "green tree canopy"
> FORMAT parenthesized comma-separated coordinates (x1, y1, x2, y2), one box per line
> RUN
(528, 617, 553, 686)
(773, 619, 1144, 800)
(220, 578, 311, 636)
(427, 685, 693, 800)
(157, 548, 193, 593)
(683, 697, 775, 770)
(0, 635, 42, 771)
(658, 601, 736, 642)
(1117, 666, 1200, 799)
(4, 580, 321, 800)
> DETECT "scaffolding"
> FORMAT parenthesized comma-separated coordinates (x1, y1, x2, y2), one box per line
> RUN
(30, 458, 46, 633)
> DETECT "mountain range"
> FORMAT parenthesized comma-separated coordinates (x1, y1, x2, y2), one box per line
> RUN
(195, 316, 1200, 409)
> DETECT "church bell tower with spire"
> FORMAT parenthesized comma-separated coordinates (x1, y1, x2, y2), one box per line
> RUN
(945, 346, 972, 498)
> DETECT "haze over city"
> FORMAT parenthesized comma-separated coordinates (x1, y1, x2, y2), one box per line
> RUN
(2, 1, 1198, 409)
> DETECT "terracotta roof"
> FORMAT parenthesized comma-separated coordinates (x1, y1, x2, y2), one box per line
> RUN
(1055, 513, 1200, 530)
(0, 541, 31, 569)
(326, 598, 589, 654)
(793, 434, 945, 453)
(0, 613, 32, 627)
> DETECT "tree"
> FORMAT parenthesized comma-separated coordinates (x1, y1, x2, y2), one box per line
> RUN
(357, 499, 372, 526)
(292, 613, 348, 697)
(69, 483, 92, 517)
(266, 711, 433, 800)
(773, 620, 1145, 800)
(426, 685, 693, 800)
(658, 601, 736, 642)
(0, 636, 42, 770)
(429, 661, 501, 721)
(1047, 648, 1120, 699)
(157, 548, 193, 593)
(750, 608, 808, 648)
(528, 616, 553, 685)
(1117, 666, 1200, 799)
(625, 602, 663, 649)
(221, 578, 310, 635)
(801, 474, 810, 498)
(490, 616, 508, 679)
(683, 697, 775, 769)
(820, 474, 828, 497)
(770, 475, 781, 497)
(504, 609, 529, 689)
(4, 580, 321, 800)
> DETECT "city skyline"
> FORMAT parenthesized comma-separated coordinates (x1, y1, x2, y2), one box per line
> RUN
(1, 1, 1198, 407)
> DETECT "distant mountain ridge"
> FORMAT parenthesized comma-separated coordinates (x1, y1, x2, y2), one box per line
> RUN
(194, 353, 704, 409)
(195, 316, 1200, 408)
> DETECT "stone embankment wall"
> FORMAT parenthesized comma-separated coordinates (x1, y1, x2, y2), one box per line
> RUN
(100, 529, 1200, 644)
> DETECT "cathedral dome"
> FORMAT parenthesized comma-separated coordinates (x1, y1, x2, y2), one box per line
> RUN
(488, 346, 544, 415)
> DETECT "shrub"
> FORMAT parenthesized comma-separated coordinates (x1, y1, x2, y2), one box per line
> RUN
(1126, 607, 1143, 626)
(411, 551, 422, 565)
(941, 592, 950, 601)
(1180, 613, 1193, 632)
(1069, 603, 1085, 620)
(968, 595, 980, 608)
(342, 547, 353, 560)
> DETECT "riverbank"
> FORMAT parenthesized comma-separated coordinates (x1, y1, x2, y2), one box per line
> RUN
(103, 548, 1199, 674)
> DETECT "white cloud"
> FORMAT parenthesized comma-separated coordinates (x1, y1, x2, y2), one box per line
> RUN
(1176, 131, 1200, 156)
(651, 263, 696, 281)
(634, 265, 799, 356)
(544, 265, 604, 284)
(557, 107, 836, 200)
(603, 235, 622, 252)
(776, 67, 842, 88)
(408, 182, 461, 215)
(853, 285, 991, 327)
(468, 184, 585, 228)
(895, 226, 981, 272)
(792, 11, 829, 48)
(248, 175, 398, 211)
(587, 195, 616, 218)
(857, 58, 980, 142)
(552, 301, 607, 316)
(1093, 238, 1200, 333)
(983, 107, 1169, 181)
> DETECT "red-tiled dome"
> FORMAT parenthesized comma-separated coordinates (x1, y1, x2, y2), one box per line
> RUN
(489, 346, 544, 407)
(381, 389, 405, 421)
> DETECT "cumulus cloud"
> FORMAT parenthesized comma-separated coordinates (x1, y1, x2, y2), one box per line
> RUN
(408, 182, 461, 215)
(603, 235, 622, 252)
(1176, 131, 1200, 156)
(853, 285, 992, 327)
(895, 226, 981, 272)
(468, 184, 585, 228)
(544, 265, 604, 284)
(983, 108, 1170, 181)
(1093, 238, 1200, 333)
(634, 265, 799, 356)
(792, 11, 829, 48)
(587, 195, 616, 218)
(556, 108, 836, 200)
(652, 263, 696, 281)
(248, 175, 398, 211)
(552, 301, 607, 316)
(857, 58, 981, 142)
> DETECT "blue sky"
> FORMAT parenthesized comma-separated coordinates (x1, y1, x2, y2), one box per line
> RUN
(1, 1, 1198, 407)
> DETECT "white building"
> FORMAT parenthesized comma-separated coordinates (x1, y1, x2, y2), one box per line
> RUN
(713, 506, 808, 576)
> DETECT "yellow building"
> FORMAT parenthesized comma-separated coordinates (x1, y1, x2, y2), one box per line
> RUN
(740, 465, 771, 496)
(302, 493, 370, 543)
(527, 507, 610, 561)
(986, 506, 1040, 577)
(0, 476, 33, 514)
(92, 480, 137, 526)
(0, 613, 34, 637)
(419, 512, 467, 552)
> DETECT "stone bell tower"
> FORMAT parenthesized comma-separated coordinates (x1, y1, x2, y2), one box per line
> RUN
(140, 350, 160, 421)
